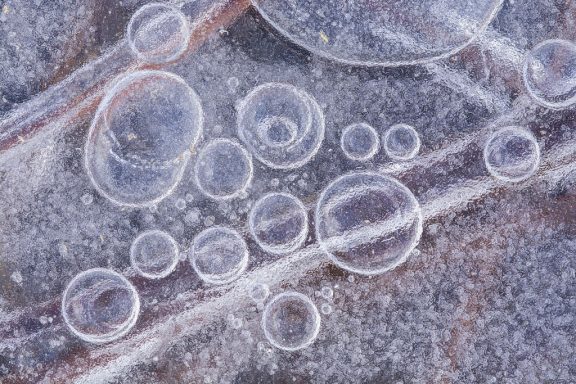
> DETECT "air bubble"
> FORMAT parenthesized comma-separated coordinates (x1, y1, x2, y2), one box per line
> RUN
(130, 230, 179, 279)
(61, 268, 140, 344)
(237, 83, 325, 169)
(320, 286, 333, 300)
(320, 303, 333, 315)
(85, 70, 203, 207)
(190, 226, 249, 284)
(249, 192, 308, 255)
(261, 292, 321, 351)
(383, 124, 421, 161)
(194, 139, 253, 200)
(81, 193, 93, 205)
(127, 3, 190, 64)
(251, 0, 502, 66)
(483, 126, 540, 182)
(340, 123, 379, 161)
(523, 39, 576, 109)
(249, 282, 270, 303)
(315, 172, 423, 275)
(175, 198, 186, 210)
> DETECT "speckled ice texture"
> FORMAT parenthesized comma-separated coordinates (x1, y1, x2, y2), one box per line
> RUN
(1, 0, 576, 383)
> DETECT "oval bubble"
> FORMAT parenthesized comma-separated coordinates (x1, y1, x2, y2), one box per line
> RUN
(315, 172, 423, 275)
(194, 139, 253, 200)
(262, 291, 321, 351)
(249, 192, 308, 255)
(190, 226, 249, 284)
(61, 268, 140, 344)
(85, 70, 203, 207)
(383, 124, 421, 161)
(341, 122, 379, 161)
(484, 126, 540, 182)
(237, 83, 325, 169)
(127, 3, 190, 64)
(130, 230, 179, 279)
(523, 39, 576, 109)
(251, 0, 502, 66)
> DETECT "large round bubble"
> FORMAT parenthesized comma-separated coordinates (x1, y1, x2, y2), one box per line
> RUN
(127, 3, 190, 64)
(237, 83, 324, 169)
(315, 172, 423, 275)
(190, 226, 249, 285)
(523, 39, 576, 109)
(61, 268, 140, 344)
(194, 139, 253, 200)
(251, 0, 503, 66)
(484, 126, 540, 182)
(85, 70, 203, 207)
(261, 292, 320, 351)
(130, 230, 179, 279)
(249, 192, 308, 255)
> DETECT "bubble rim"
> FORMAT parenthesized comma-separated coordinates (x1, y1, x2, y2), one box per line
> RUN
(248, 192, 309, 255)
(61, 267, 140, 344)
(315, 171, 424, 276)
(127, 2, 190, 64)
(261, 291, 321, 351)
(340, 122, 380, 161)
(130, 230, 180, 279)
(483, 125, 541, 183)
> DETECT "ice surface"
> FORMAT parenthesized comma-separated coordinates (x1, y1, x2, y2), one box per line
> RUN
(1, 0, 576, 382)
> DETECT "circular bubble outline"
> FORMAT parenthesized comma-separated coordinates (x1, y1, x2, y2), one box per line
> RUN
(130, 230, 180, 279)
(190, 226, 249, 285)
(522, 38, 576, 110)
(248, 192, 309, 255)
(251, 0, 504, 67)
(84, 70, 203, 208)
(61, 268, 140, 344)
(315, 171, 423, 276)
(383, 123, 422, 161)
(340, 122, 380, 161)
(237, 82, 325, 170)
(261, 291, 321, 351)
(127, 2, 190, 64)
(483, 125, 541, 183)
(194, 138, 254, 200)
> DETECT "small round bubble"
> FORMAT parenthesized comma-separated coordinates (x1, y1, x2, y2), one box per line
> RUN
(261, 292, 321, 351)
(127, 3, 190, 64)
(320, 303, 333, 315)
(340, 123, 379, 161)
(320, 286, 333, 300)
(249, 192, 308, 255)
(315, 172, 423, 275)
(249, 282, 270, 303)
(237, 83, 325, 169)
(194, 139, 253, 200)
(85, 70, 203, 207)
(130, 230, 179, 279)
(523, 39, 576, 109)
(190, 226, 249, 284)
(484, 126, 540, 183)
(61, 268, 140, 344)
(383, 124, 421, 161)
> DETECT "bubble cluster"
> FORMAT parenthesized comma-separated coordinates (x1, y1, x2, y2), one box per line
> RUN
(261, 292, 321, 351)
(523, 39, 576, 109)
(340, 122, 379, 161)
(85, 70, 203, 207)
(237, 83, 325, 169)
(127, 3, 190, 64)
(130, 230, 179, 279)
(484, 126, 540, 182)
(61, 268, 140, 344)
(315, 172, 423, 275)
(251, 0, 502, 66)
(383, 124, 421, 161)
(194, 139, 253, 200)
(249, 192, 308, 255)
(190, 226, 249, 284)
